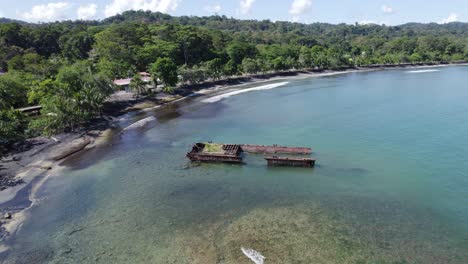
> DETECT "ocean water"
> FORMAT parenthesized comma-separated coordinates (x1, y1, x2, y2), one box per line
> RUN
(2, 66, 468, 263)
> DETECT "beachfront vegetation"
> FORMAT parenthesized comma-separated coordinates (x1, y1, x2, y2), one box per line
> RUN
(130, 74, 146, 97)
(1, 11, 468, 150)
(0, 109, 27, 152)
(150, 57, 178, 88)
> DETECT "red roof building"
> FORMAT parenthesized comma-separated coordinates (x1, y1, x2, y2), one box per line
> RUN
(113, 72, 152, 92)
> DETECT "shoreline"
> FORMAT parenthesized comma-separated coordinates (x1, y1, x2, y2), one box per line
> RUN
(2, 61, 467, 199)
(176, 60, 468, 96)
(0, 61, 467, 251)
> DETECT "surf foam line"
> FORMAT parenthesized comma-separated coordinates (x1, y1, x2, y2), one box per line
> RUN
(407, 69, 440, 73)
(201, 81, 289, 103)
(241, 247, 265, 264)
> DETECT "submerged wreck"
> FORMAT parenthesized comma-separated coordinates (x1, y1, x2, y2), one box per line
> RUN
(186, 143, 243, 164)
(187, 142, 316, 168)
(265, 156, 316, 167)
(241, 144, 311, 154)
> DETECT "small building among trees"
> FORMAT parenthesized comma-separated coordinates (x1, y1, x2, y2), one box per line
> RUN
(113, 72, 152, 92)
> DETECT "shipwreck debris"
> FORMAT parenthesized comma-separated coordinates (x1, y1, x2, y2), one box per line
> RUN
(186, 143, 316, 167)
(265, 156, 316, 167)
(186, 143, 243, 164)
(241, 144, 311, 154)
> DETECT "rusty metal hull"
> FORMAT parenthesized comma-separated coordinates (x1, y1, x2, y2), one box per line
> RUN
(241, 144, 311, 154)
(265, 157, 316, 167)
(186, 142, 316, 167)
(186, 143, 243, 164)
(186, 153, 243, 163)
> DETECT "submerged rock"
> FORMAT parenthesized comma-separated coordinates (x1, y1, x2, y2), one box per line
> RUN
(0, 173, 25, 191)
(49, 137, 92, 161)
(3, 213, 12, 220)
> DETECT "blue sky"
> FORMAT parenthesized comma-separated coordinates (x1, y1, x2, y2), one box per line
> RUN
(0, 0, 466, 25)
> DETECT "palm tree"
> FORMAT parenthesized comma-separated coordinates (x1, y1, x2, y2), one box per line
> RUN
(130, 74, 146, 98)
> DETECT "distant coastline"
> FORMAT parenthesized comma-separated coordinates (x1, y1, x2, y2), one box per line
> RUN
(2, 60, 468, 192)
(0, 61, 467, 252)
(176, 60, 468, 96)
(2, 61, 466, 186)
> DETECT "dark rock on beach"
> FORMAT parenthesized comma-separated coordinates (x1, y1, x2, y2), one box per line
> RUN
(3, 213, 11, 220)
(0, 172, 24, 191)
(49, 137, 92, 161)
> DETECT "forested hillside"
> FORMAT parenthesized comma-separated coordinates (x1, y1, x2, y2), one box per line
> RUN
(1, 10, 468, 151)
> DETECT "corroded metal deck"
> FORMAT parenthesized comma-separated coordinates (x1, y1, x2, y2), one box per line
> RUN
(240, 144, 312, 154)
(187, 142, 316, 167)
(265, 156, 316, 167)
(187, 153, 243, 163)
(186, 143, 243, 163)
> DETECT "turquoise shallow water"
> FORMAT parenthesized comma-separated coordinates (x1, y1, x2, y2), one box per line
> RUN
(3, 66, 468, 263)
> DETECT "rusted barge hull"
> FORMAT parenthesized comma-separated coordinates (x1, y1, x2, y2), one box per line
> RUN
(187, 153, 243, 163)
(265, 156, 316, 167)
(186, 143, 244, 164)
(241, 144, 311, 154)
(186, 142, 316, 167)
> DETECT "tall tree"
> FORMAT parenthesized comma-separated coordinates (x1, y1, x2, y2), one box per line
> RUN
(150, 57, 178, 87)
(130, 74, 146, 97)
(0, 109, 27, 152)
(0, 73, 28, 109)
(242, 58, 260, 75)
(227, 42, 258, 65)
(175, 26, 215, 65)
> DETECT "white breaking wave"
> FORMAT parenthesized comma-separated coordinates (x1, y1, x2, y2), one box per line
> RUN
(407, 69, 440, 73)
(121, 116, 156, 132)
(241, 247, 265, 264)
(201, 82, 289, 103)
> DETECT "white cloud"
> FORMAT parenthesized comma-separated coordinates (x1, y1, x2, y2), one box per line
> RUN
(205, 4, 222, 13)
(77, 4, 97, 20)
(381, 5, 393, 14)
(21, 2, 71, 22)
(441, 13, 459, 24)
(358, 20, 375, 25)
(289, 0, 312, 15)
(358, 20, 388, 25)
(240, 0, 255, 15)
(104, 0, 181, 17)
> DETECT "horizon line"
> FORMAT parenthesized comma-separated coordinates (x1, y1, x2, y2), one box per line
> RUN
(1, 11, 467, 27)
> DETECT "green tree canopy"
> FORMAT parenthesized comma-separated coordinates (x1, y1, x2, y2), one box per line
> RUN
(130, 73, 146, 97)
(227, 42, 258, 65)
(0, 109, 27, 152)
(150, 57, 178, 87)
(0, 73, 28, 109)
(242, 58, 260, 74)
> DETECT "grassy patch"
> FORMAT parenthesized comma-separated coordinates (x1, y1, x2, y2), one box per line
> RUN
(203, 143, 224, 153)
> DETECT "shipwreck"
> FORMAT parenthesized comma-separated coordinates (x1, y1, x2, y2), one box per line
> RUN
(186, 142, 316, 168)
(186, 143, 244, 164)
